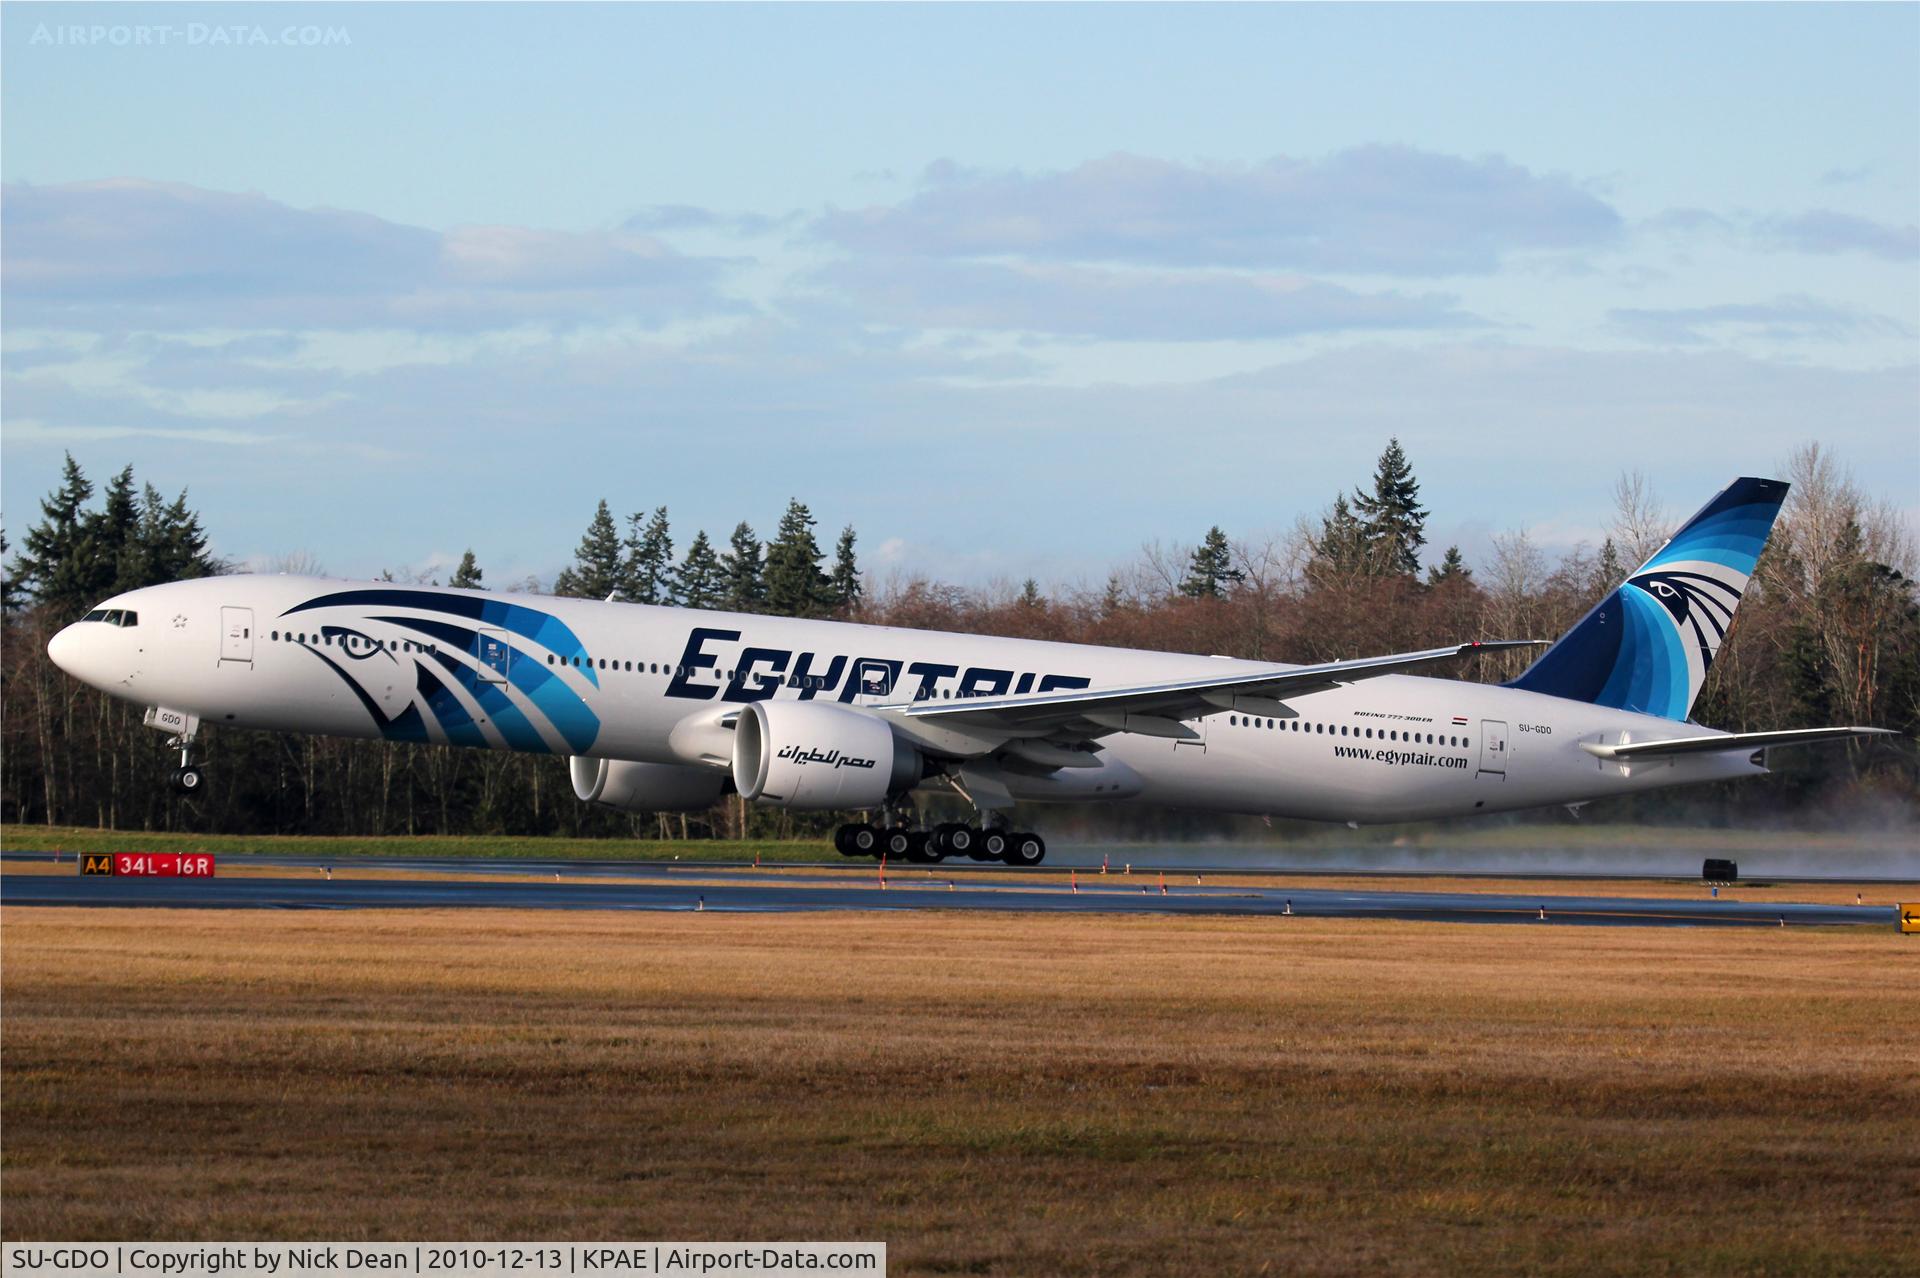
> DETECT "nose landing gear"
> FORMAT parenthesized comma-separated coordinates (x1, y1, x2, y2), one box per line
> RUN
(145, 708, 206, 797)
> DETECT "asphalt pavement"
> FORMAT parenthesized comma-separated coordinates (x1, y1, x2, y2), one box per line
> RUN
(0, 851, 1895, 928)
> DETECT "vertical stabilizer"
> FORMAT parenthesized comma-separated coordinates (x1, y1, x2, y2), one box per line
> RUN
(1507, 477, 1789, 720)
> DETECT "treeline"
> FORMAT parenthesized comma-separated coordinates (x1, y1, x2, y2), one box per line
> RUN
(4, 441, 1915, 839)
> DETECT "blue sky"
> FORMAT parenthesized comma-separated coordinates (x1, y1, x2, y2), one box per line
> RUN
(4, 2, 1916, 590)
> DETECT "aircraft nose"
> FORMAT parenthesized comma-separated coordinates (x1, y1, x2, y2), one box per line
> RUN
(47, 622, 84, 676)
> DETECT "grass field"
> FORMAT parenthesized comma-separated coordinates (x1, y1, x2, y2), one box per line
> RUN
(4, 908, 1916, 1274)
(1, 823, 828, 862)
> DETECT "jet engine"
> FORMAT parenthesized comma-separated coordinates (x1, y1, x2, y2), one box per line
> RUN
(570, 756, 728, 813)
(732, 701, 923, 810)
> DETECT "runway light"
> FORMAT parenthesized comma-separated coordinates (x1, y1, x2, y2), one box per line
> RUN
(1071, 870, 1079, 895)
(1159, 872, 1167, 897)
(1101, 854, 1109, 875)
(1284, 899, 1292, 916)
(1538, 906, 1546, 920)
(697, 895, 705, 912)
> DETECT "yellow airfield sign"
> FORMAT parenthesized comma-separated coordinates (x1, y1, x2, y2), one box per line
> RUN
(1900, 904, 1919, 935)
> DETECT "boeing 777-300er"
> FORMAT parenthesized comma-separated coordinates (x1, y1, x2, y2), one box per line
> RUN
(46, 477, 1896, 864)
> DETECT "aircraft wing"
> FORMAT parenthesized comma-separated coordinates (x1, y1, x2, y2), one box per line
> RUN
(1579, 726, 1899, 759)
(888, 640, 1542, 740)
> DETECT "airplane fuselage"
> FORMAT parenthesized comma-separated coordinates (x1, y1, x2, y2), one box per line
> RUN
(49, 575, 1763, 825)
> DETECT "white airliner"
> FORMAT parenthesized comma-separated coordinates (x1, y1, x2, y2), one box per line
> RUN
(47, 477, 1893, 864)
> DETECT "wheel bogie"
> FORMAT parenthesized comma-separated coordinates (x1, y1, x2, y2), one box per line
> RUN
(1005, 832, 1045, 867)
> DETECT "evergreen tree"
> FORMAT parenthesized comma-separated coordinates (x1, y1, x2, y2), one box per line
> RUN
(551, 500, 623, 599)
(13, 453, 105, 617)
(1180, 526, 1244, 599)
(133, 484, 219, 585)
(764, 499, 831, 618)
(1594, 538, 1625, 590)
(98, 466, 144, 593)
(449, 549, 485, 590)
(153, 488, 219, 582)
(1351, 437, 1428, 577)
(623, 506, 675, 604)
(826, 525, 862, 613)
(0, 520, 13, 613)
(1426, 545, 1472, 586)
(1019, 578, 1044, 609)
(676, 530, 726, 609)
(1307, 493, 1369, 584)
(721, 522, 766, 613)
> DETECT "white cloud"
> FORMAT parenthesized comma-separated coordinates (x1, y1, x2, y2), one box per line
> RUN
(2, 179, 743, 332)
(815, 147, 1624, 276)
(1760, 209, 1919, 262)
(1609, 295, 1911, 346)
(809, 258, 1483, 340)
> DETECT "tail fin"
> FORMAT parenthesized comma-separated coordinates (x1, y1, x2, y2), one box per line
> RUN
(1506, 476, 1789, 720)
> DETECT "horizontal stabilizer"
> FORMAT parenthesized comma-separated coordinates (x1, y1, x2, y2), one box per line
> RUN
(1579, 726, 1898, 760)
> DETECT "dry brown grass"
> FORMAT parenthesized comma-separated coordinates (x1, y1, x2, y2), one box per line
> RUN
(3, 908, 1917, 1275)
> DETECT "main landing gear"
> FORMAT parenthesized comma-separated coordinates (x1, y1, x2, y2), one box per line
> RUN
(832, 820, 1047, 866)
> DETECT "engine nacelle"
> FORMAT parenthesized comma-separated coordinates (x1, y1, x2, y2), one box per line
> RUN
(570, 756, 727, 813)
(732, 701, 922, 811)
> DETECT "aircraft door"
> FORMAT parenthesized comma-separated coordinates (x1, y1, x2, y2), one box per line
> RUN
(1479, 720, 1508, 776)
(847, 658, 899, 706)
(476, 627, 510, 685)
(219, 607, 253, 664)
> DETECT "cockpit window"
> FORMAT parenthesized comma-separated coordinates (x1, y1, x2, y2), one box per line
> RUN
(82, 610, 107, 622)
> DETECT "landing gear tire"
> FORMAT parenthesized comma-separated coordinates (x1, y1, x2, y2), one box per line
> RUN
(885, 827, 927, 862)
(979, 828, 1010, 862)
(170, 765, 205, 796)
(844, 823, 881, 857)
(1004, 832, 1045, 867)
(930, 822, 974, 858)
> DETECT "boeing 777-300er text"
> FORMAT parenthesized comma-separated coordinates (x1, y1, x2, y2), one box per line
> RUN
(47, 477, 1896, 864)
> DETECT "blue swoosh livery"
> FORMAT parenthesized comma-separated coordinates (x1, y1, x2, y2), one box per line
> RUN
(1507, 477, 1789, 720)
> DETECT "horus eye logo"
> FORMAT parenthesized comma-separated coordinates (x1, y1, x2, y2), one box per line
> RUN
(1628, 570, 1743, 666)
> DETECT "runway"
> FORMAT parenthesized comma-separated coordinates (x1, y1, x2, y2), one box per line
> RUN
(0, 852, 1896, 928)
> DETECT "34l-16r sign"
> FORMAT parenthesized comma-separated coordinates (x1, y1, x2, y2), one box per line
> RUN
(82, 853, 216, 877)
